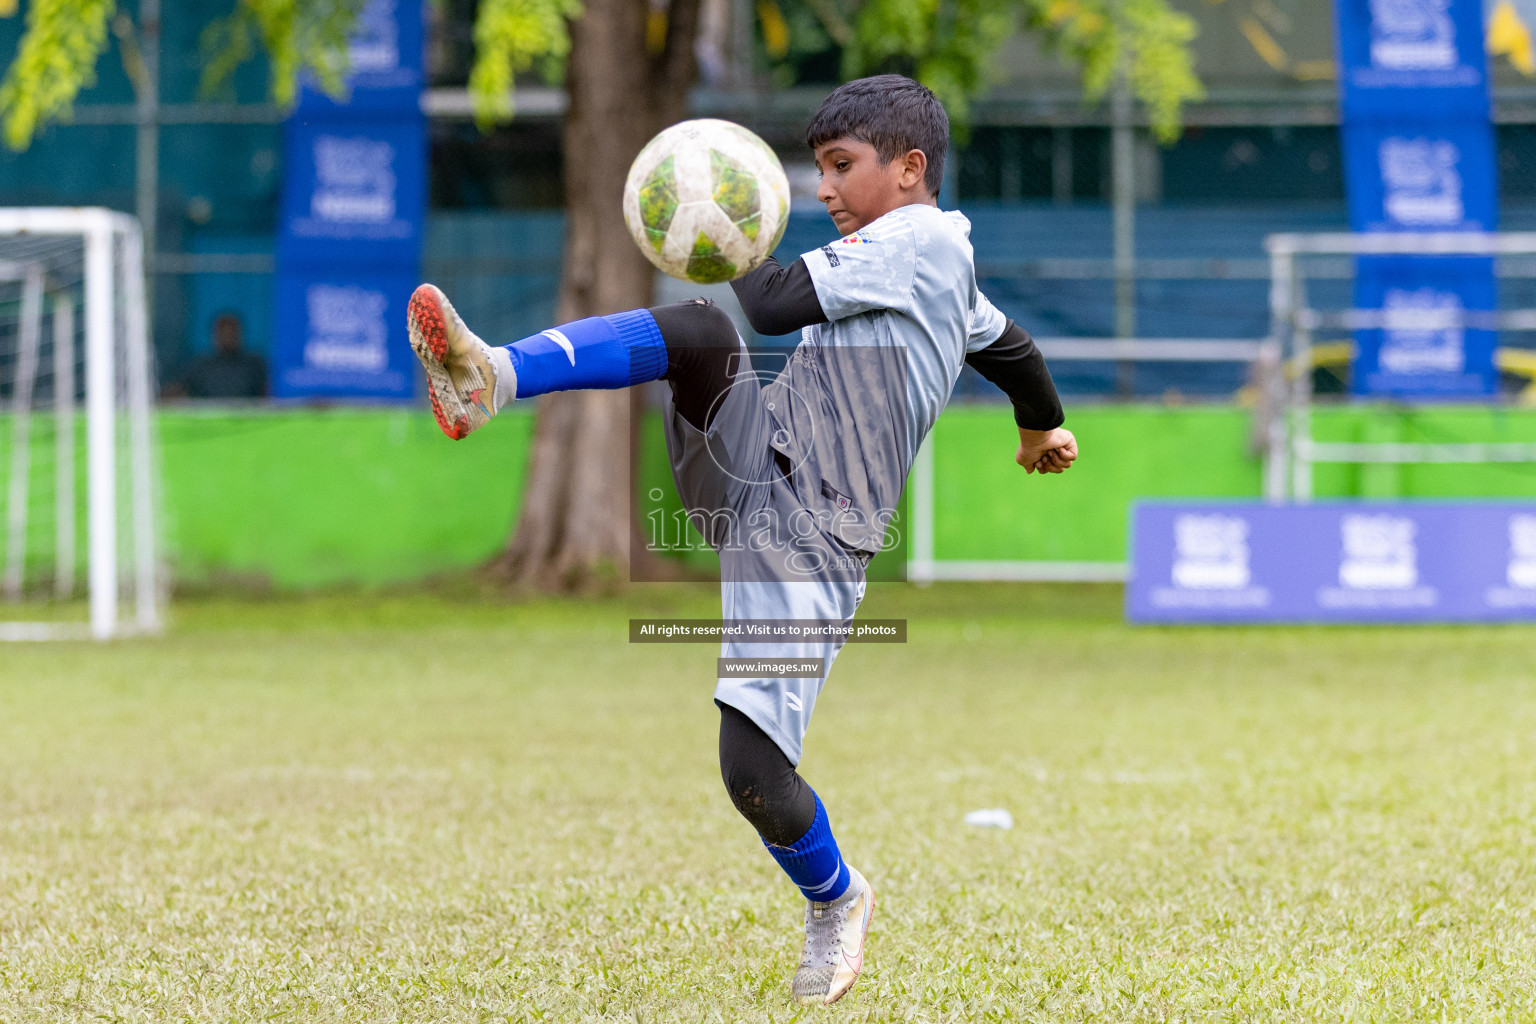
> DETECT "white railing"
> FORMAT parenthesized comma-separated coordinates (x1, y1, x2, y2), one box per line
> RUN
(1265, 232, 1536, 503)
(908, 336, 1273, 583)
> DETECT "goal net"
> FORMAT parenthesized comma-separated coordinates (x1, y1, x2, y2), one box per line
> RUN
(0, 209, 161, 639)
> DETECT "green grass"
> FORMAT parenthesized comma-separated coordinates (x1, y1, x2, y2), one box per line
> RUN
(3, 584, 1536, 1021)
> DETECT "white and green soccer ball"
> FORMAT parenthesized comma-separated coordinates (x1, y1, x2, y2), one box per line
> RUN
(623, 118, 791, 284)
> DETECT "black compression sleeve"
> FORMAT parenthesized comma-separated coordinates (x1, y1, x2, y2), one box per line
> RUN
(729, 256, 828, 336)
(649, 300, 740, 432)
(965, 320, 1065, 431)
(718, 701, 816, 846)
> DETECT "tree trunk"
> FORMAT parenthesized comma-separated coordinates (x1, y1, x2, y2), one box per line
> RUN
(489, 0, 699, 590)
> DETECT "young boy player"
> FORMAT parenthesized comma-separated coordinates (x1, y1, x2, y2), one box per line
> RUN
(406, 75, 1077, 1004)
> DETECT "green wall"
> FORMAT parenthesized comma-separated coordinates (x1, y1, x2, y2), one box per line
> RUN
(931, 404, 1536, 563)
(117, 403, 1535, 588)
(159, 407, 532, 589)
(1307, 405, 1536, 499)
(932, 405, 1265, 563)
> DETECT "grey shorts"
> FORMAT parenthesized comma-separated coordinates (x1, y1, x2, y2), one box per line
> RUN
(660, 342, 868, 766)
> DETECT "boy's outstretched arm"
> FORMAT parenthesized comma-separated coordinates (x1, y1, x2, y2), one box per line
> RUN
(965, 319, 1077, 474)
(730, 257, 829, 336)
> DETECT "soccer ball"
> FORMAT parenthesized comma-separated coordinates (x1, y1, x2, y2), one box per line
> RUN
(623, 119, 791, 285)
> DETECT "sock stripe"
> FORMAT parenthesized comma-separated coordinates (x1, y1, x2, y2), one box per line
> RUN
(761, 793, 852, 903)
(804, 863, 846, 896)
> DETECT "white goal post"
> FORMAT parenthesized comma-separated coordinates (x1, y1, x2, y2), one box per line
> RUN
(0, 208, 160, 639)
(1266, 231, 1536, 503)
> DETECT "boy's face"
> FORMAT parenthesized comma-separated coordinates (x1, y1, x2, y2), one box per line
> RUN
(812, 137, 933, 235)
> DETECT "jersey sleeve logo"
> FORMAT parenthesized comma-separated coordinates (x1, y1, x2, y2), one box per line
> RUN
(838, 232, 874, 245)
(820, 244, 841, 267)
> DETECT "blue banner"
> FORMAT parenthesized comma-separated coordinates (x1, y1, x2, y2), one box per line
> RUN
(272, 266, 418, 399)
(275, 0, 424, 400)
(1335, 0, 1499, 398)
(1334, 0, 1489, 120)
(1340, 121, 1497, 233)
(1352, 255, 1498, 394)
(278, 117, 426, 264)
(297, 0, 424, 113)
(1127, 502, 1536, 623)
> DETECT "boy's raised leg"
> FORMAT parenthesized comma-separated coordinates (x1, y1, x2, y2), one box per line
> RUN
(406, 282, 668, 440)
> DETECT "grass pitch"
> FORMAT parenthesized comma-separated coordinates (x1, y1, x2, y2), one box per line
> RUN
(2, 583, 1536, 1021)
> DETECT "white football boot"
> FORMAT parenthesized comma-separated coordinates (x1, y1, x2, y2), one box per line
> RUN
(406, 283, 515, 439)
(791, 865, 874, 1005)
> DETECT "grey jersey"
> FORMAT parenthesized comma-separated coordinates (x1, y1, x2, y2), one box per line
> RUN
(760, 205, 1006, 553)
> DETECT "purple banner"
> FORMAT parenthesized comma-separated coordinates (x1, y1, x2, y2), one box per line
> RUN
(1128, 502, 1536, 623)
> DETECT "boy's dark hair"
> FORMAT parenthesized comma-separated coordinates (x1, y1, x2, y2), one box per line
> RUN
(805, 75, 949, 197)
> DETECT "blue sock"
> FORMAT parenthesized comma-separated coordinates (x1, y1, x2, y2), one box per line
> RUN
(763, 793, 851, 902)
(503, 309, 668, 400)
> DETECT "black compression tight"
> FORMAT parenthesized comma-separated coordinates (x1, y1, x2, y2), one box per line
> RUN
(718, 702, 817, 847)
(648, 300, 742, 433)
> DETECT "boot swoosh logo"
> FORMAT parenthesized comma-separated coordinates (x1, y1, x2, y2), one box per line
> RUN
(841, 898, 870, 972)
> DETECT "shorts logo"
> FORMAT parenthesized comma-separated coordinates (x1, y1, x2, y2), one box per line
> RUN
(821, 479, 853, 512)
(786, 692, 803, 711)
(820, 245, 841, 268)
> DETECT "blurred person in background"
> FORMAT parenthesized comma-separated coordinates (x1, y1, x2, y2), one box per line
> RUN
(165, 313, 268, 400)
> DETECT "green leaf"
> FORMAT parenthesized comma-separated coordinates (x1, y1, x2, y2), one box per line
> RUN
(777, 0, 1202, 142)
(202, 0, 365, 108)
(1023, 0, 1204, 143)
(467, 0, 582, 131)
(0, 0, 115, 151)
